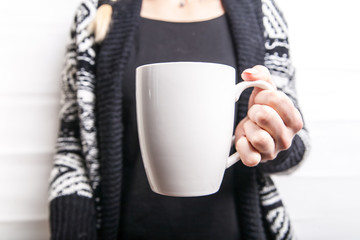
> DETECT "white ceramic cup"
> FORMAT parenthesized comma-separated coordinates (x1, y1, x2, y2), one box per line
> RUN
(136, 62, 273, 197)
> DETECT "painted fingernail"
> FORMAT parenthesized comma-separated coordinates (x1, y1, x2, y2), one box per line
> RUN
(243, 68, 259, 75)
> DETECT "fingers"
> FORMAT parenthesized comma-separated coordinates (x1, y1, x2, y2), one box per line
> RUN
(243, 120, 274, 152)
(241, 65, 276, 88)
(236, 99, 300, 165)
(247, 104, 291, 151)
(241, 65, 273, 85)
(242, 118, 276, 159)
(253, 90, 303, 133)
(236, 136, 261, 167)
(235, 65, 303, 166)
(241, 65, 276, 106)
(235, 112, 283, 167)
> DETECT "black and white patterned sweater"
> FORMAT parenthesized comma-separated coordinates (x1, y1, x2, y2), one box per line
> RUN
(49, 0, 310, 239)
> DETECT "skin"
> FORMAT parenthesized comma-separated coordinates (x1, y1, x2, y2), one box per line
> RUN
(140, 1, 304, 167)
(140, 0, 225, 22)
(235, 66, 303, 167)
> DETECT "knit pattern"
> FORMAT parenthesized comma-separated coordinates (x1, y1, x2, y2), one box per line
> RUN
(49, 0, 99, 202)
(260, 0, 310, 175)
(49, 0, 100, 239)
(49, 0, 310, 239)
(95, 0, 143, 239)
(258, 173, 296, 240)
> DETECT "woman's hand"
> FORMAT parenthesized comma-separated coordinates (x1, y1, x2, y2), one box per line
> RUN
(235, 65, 303, 167)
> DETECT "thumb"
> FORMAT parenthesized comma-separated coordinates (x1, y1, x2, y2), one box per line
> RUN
(241, 65, 276, 106)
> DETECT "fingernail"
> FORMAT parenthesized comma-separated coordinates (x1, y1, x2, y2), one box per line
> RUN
(243, 68, 258, 75)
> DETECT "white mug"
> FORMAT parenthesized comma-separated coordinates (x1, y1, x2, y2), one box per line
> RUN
(136, 62, 273, 197)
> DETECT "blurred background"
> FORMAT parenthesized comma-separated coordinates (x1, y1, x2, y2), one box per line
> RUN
(0, 0, 359, 239)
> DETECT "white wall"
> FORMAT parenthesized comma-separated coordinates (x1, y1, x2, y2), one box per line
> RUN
(0, 0, 359, 239)
(274, 0, 360, 239)
(0, 1, 82, 239)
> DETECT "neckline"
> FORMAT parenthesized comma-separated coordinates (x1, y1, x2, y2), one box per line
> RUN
(140, 13, 226, 24)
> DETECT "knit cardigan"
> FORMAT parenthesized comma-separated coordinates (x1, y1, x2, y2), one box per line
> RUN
(49, 0, 310, 239)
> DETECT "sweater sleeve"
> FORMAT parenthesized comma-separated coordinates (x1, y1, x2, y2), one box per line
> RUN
(258, 0, 310, 174)
(49, 1, 99, 239)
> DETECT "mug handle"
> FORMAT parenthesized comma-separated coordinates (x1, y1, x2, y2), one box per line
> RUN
(226, 80, 275, 168)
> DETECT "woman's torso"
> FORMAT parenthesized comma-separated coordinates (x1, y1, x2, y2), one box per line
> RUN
(119, 14, 240, 240)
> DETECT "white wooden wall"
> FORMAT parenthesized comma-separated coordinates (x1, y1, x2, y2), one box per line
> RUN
(274, 0, 360, 239)
(0, 0, 359, 239)
(0, 1, 82, 239)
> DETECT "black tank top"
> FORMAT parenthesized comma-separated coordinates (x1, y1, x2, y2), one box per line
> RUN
(120, 15, 239, 240)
